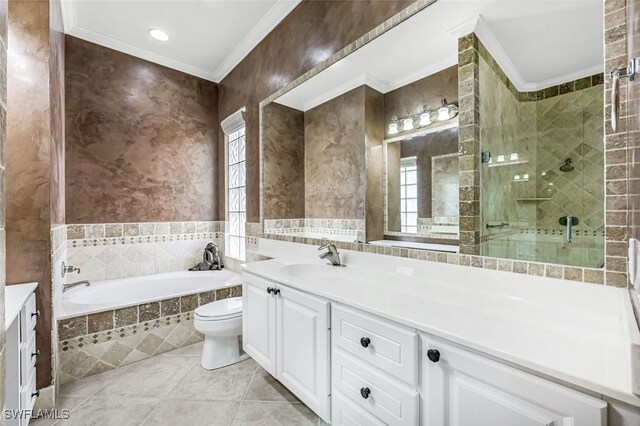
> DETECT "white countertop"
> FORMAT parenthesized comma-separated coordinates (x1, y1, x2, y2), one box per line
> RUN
(5, 282, 37, 329)
(242, 243, 640, 408)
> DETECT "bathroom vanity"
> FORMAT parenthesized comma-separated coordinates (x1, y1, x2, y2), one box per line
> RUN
(5, 282, 39, 425)
(242, 251, 640, 425)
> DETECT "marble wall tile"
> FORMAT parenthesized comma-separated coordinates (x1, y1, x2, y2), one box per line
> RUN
(305, 86, 366, 219)
(0, 0, 6, 413)
(262, 102, 305, 220)
(65, 36, 219, 224)
(219, 0, 414, 222)
(364, 86, 385, 241)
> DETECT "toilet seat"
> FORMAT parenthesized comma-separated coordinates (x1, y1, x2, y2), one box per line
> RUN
(195, 296, 242, 321)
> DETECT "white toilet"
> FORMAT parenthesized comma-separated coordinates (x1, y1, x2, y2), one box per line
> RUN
(193, 296, 245, 370)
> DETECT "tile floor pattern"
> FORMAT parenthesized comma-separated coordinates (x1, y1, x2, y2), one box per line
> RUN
(33, 343, 324, 426)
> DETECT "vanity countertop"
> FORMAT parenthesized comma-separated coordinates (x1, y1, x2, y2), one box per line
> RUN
(5, 282, 37, 330)
(242, 255, 640, 407)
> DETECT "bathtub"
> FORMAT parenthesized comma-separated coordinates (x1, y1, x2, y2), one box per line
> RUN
(59, 270, 241, 319)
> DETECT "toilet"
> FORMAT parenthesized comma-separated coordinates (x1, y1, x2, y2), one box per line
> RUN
(193, 296, 245, 370)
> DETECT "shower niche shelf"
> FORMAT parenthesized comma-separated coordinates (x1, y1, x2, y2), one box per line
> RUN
(487, 159, 529, 168)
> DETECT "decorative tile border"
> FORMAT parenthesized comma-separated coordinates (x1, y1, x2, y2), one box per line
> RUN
(57, 285, 242, 384)
(264, 219, 365, 242)
(67, 221, 225, 241)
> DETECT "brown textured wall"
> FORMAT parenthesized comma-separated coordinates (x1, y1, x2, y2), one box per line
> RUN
(7, 0, 54, 388)
(0, 0, 7, 412)
(262, 102, 305, 219)
(364, 86, 384, 241)
(305, 86, 366, 219)
(65, 36, 219, 224)
(384, 65, 459, 139)
(218, 0, 413, 222)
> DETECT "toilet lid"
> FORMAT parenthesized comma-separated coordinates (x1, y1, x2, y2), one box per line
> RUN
(195, 296, 242, 320)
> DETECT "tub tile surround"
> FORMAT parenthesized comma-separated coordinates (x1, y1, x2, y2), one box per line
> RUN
(64, 221, 225, 282)
(57, 285, 241, 383)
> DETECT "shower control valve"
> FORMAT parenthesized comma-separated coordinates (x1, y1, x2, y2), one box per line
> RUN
(61, 262, 81, 278)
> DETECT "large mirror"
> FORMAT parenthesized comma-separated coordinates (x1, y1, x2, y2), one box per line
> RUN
(260, 0, 604, 267)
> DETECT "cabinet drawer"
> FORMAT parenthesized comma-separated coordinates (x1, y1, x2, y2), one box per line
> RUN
(19, 369, 36, 412)
(20, 292, 37, 339)
(20, 333, 36, 385)
(332, 304, 418, 386)
(332, 390, 386, 426)
(332, 348, 419, 426)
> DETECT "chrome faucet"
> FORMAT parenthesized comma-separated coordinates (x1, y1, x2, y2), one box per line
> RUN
(190, 242, 224, 271)
(63, 280, 91, 293)
(318, 240, 342, 266)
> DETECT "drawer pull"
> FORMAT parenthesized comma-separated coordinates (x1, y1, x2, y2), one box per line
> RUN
(31, 349, 40, 358)
(273, 288, 281, 295)
(360, 337, 371, 348)
(360, 387, 371, 399)
(267, 287, 273, 294)
(427, 349, 440, 363)
(31, 310, 40, 318)
(31, 390, 39, 398)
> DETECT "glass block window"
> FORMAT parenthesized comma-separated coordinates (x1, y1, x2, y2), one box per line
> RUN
(400, 157, 418, 233)
(227, 127, 246, 260)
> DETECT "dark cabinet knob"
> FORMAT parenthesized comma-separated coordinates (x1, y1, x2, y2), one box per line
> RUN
(360, 387, 371, 399)
(31, 390, 39, 398)
(31, 349, 40, 358)
(31, 310, 39, 318)
(427, 349, 440, 363)
(360, 337, 371, 348)
(273, 288, 281, 295)
(267, 287, 273, 294)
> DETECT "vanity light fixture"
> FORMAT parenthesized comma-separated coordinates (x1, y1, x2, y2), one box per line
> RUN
(419, 105, 432, 126)
(387, 101, 458, 135)
(148, 28, 169, 41)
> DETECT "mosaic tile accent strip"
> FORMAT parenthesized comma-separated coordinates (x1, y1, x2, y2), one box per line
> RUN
(263, 219, 365, 243)
(66, 222, 226, 282)
(57, 285, 242, 384)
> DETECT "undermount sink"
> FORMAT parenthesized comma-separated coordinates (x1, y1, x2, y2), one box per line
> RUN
(279, 263, 345, 279)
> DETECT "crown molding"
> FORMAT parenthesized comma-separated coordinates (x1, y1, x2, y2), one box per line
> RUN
(59, 0, 301, 83)
(212, 0, 302, 82)
(448, 14, 602, 92)
(383, 55, 458, 93)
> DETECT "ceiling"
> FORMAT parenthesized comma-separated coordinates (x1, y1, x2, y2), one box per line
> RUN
(275, 0, 603, 111)
(61, 0, 301, 82)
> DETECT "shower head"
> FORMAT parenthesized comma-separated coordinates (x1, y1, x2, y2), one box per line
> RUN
(559, 158, 574, 173)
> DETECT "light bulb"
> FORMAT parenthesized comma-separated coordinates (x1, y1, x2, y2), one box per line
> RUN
(497, 154, 505, 162)
(514, 175, 520, 180)
(389, 122, 398, 135)
(510, 153, 519, 161)
(403, 118, 414, 131)
(419, 112, 431, 126)
(523, 174, 529, 179)
(437, 99, 450, 121)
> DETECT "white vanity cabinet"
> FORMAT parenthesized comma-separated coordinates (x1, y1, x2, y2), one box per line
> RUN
(5, 283, 39, 426)
(242, 273, 331, 422)
(421, 335, 607, 426)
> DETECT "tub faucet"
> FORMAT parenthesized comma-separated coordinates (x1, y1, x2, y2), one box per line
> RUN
(190, 242, 224, 271)
(319, 240, 342, 266)
(63, 280, 91, 293)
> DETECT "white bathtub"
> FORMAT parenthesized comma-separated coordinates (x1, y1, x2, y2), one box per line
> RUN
(59, 270, 241, 319)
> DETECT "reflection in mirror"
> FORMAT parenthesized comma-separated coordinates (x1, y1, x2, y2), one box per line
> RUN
(385, 128, 459, 241)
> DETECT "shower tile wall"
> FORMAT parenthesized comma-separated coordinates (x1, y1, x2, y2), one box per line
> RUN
(479, 42, 604, 268)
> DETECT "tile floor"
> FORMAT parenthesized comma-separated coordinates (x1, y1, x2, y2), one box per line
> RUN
(33, 342, 323, 426)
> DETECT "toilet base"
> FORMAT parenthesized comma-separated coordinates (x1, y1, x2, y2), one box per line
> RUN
(200, 335, 248, 370)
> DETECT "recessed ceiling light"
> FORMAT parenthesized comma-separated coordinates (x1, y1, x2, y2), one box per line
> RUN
(148, 28, 169, 42)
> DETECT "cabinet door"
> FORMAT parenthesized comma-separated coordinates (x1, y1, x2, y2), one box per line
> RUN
(276, 285, 330, 422)
(242, 273, 277, 375)
(421, 336, 606, 426)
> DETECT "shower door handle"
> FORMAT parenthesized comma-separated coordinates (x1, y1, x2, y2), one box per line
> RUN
(612, 70, 620, 132)
(559, 216, 579, 244)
